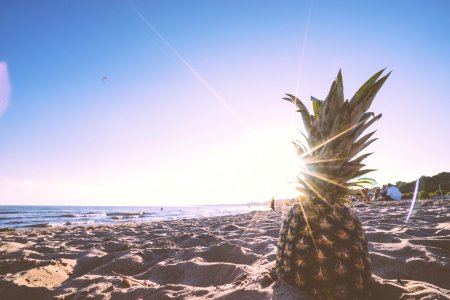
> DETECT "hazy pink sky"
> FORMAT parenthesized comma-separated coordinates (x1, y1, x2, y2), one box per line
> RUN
(0, 1, 449, 205)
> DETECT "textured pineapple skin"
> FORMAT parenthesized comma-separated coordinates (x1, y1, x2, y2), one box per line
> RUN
(275, 199, 372, 300)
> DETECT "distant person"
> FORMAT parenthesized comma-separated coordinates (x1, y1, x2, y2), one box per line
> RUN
(270, 197, 275, 210)
(387, 183, 402, 201)
(361, 188, 370, 202)
(372, 188, 381, 201)
(380, 185, 388, 200)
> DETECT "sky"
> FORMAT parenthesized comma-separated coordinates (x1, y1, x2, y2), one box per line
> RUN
(0, 0, 449, 206)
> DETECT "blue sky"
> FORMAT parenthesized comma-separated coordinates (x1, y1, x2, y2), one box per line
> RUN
(1, 0, 449, 205)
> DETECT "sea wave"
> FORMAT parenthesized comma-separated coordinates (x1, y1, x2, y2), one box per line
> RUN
(59, 214, 77, 218)
(64, 220, 95, 226)
(24, 223, 50, 228)
(48, 222, 66, 227)
(85, 213, 107, 217)
(58, 213, 107, 218)
(22, 222, 67, 228)
(3, 220, 24, 225)
(0, 216, 18, 221)
(106, 212, 144, 217)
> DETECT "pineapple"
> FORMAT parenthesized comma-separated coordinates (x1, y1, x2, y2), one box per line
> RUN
(275, 69, 389, 299)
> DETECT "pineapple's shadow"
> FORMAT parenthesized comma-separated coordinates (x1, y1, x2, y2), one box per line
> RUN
(271, 280, 314, 300)
(271, 276, 443, 300)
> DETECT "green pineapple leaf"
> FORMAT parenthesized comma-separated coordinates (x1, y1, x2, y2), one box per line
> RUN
(311, 96, 323, 118)
(283, 94, 313, 136)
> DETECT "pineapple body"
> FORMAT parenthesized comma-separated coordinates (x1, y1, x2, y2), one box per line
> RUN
(276, 69, 389, 299)
(275, 198, 372, 300)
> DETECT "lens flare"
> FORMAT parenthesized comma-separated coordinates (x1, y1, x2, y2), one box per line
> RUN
(303, 157, 347, 165)
(298, 198, 318, 251)
(298, 119, 367, 160)
(300, 168, 348, 190)
(406, 178, 420, 223)
(0, 62, 11, 116)
(127, 1, 253, 132)
(299, 177, 333, 208)
(290, 0, 314, 129)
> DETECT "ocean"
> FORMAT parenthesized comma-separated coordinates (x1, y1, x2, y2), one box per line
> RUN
(0, 205, 269, 230)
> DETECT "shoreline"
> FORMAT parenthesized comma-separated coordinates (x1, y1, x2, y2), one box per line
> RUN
(1, 199, 447, 232)
(0, 205, 270, 231)
(1, 201, 449, 299)
(0, 210, 264, 234)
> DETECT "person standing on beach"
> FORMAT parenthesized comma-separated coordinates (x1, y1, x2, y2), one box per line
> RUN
(361, 188, 370, 202)
(373, 187, 381, 201)
(270, 197, 275, 210)
(381, 185, 388, 200)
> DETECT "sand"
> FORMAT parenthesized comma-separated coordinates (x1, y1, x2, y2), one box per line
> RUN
(0, 200, 449, 299)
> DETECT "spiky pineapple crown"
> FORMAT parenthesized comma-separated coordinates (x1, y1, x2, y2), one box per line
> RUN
(284, 69, 390, 201)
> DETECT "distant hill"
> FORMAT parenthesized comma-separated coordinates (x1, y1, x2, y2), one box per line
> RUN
(396, 172, 450, 194)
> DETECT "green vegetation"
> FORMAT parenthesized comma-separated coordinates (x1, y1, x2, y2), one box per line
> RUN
(401, 192, 413, 200)
(396, 172, 450, 195)
(428, 192, 438, 198)
(418, 191, 428, 200)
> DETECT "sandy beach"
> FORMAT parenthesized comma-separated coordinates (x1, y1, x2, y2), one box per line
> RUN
(0, 200, 449, 300)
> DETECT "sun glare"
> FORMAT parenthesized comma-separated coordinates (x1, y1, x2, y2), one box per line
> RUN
(0, 129, 301, 206)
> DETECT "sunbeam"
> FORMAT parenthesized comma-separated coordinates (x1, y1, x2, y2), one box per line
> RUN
(127, 1, 254, 132)
(303, 157, 347, 165)
(290, 0, 314, 130)
(300, 168, 348, 190)
(298, 118, 367, 160)
(298, 198, 318, 251)
(297, 175, 333, 208)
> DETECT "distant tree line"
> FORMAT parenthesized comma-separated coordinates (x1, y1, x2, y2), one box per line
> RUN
(394, 172, 450, 200)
